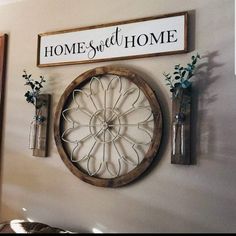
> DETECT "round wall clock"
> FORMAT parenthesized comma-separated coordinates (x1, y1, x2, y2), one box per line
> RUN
(54, 66, 163, 187)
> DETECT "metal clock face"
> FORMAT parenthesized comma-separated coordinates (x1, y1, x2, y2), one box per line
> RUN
(54, 66, 162, 187)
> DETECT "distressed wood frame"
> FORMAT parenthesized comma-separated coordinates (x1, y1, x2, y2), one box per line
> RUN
(54, 66, 163, 187)
(171, 88, 191, 165)
(32, 94, 51, 157)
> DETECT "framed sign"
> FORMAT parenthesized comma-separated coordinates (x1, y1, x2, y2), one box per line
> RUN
(37, 12, 188, 67)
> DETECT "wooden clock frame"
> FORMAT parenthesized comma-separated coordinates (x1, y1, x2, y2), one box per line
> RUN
(54, 66, 163, 187)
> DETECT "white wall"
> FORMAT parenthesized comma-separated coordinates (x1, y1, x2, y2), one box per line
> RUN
(0, 0, 235, 233)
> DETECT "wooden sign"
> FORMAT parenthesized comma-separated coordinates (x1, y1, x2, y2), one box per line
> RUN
(0, 34, 7, 162)
(37, 12, 188, 67)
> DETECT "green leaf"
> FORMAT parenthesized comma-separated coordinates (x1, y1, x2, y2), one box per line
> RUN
(29, 82, 35, 89)
(24, 91, 30, 97)
(174, 82, 181, 88)
(188, 73, 193, 79)
(181, 80, 191, 88)
(163, 53, 201, 95)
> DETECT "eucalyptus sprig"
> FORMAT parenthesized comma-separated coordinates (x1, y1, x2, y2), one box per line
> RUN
(22, 70, 46, 109)
(163, 53, 201, 98)
(22, 70, 47, 123)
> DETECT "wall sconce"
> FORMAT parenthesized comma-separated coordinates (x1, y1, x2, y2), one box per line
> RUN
(163, 53, 201, 165)
(29, 94, 51, 157)
(171, 88, 191, 164)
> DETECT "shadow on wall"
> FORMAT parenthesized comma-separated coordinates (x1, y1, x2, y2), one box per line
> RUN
(191, 51, 223, 164)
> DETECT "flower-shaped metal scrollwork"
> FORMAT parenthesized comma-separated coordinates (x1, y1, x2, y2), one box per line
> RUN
(61, 74, 155, 179)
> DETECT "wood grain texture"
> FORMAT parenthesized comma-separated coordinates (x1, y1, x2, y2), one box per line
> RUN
(171, 88, 191, 165)
(54, 66, 163, 187)
(33, 94, 51, 157)
(0, 34, 7, 164)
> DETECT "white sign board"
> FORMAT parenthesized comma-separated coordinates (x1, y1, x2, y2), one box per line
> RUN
(37, 12, 188, 67)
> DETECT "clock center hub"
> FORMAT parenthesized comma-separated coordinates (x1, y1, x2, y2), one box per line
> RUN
(89, 108, 121, 143)
(102, 122, 109, 130)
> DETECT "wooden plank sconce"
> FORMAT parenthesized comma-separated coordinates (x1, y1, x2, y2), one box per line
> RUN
(32, 94, 51, 157)
(171, 88, 191, 165)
